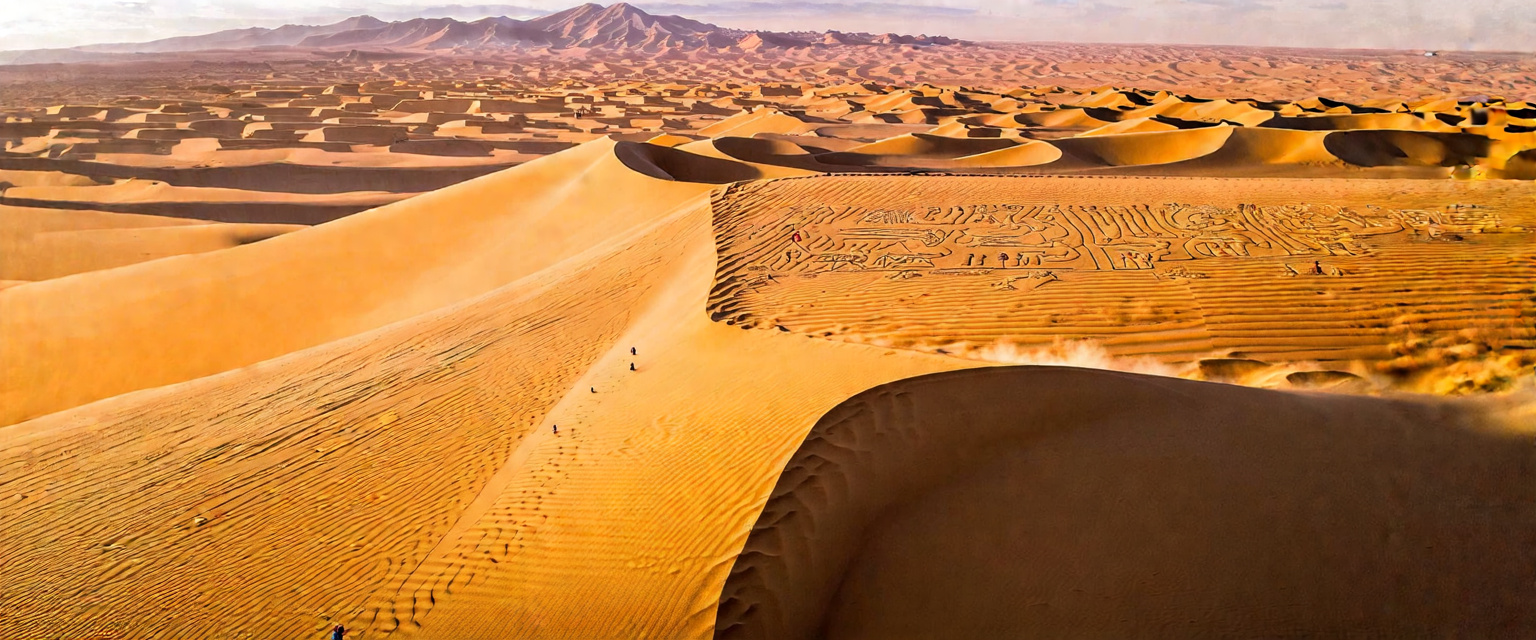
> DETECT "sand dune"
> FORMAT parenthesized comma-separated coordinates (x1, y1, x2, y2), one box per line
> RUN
(0, 138, 712, 427)
(1078, 115, 1214, 136)
(1048, 125, 1234, 167)
(699, 109, 825, 138)
(2, 179, 408, 223)
(946, 140, 1063, 167)
(1323, 130, 1494, 167)
(0, 205, 284, 280)
(1152, 126, 1341, 171)
(0, 205, 303, 280)
(1261, 112, 1459, 132)
(716, 367, 1536, 639)
(676, 138, 830, 176)
(0, 169, 110, 187)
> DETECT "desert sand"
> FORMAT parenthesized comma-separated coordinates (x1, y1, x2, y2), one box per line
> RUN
(2, 4, 1534, 639)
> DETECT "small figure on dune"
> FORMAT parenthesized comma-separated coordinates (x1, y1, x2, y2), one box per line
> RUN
(331, 624, 346, 640)
(1312, 260, 1323, 275)
(590, 387, 596, 393)
(552, 424, 558, 435)
(631, 346, 637, 356)
(792, 231, 802, 243)
(629, 362, 636, 371)
(999, 252, 1009, 266)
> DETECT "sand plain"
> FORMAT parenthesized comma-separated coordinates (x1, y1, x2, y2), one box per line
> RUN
(2, 13, 1535, 639)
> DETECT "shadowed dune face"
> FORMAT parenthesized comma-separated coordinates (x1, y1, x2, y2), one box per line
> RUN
(1324, 130, 1495, 167)
(615, 140, 778, 182)
(715, 367, 1536, 640)
(1050, 125, 1234, 167)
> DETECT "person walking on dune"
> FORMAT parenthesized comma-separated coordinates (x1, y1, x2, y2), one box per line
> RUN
(331, 624, 346, 640)
(1312, 260, 1323, 275)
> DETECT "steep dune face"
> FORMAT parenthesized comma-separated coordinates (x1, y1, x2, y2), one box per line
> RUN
(0, 138, 713, 427)
(716, 367, 1536, 640)
(843, 133, 1019, 158)
(1171, 126, 1339, 166)
(0, 199, 718, 639)
(619, 139, 811, 181)
(678, 137, 837, 175)
(1078, 115, 1215, 136)
(1261, 112, 1455, 132)
(1323, 130, 1494, 167)
(1499, 148, 1536, 179)
(1048, 125, 1234, 167)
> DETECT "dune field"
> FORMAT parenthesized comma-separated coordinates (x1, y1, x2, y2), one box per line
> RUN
(2, 4, 1535, 638)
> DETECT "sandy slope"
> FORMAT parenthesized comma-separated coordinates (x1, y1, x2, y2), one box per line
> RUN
(0, 205, 303, 280)
(0, 139, 710, 427)
(716, 368, 1536, 639)
(0, 203, 712, 638)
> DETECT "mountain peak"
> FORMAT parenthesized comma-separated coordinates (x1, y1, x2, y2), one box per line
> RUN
(338, 15, 388, 29)
(25, 2, 962, 60)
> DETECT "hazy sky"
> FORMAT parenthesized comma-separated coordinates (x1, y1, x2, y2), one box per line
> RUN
(2, 0, 1533, 52)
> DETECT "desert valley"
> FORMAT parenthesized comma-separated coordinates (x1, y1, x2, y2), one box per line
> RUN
(1, 3, 1535, 639)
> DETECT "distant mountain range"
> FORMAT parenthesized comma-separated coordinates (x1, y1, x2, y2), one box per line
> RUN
(0, 3, 961, 65)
